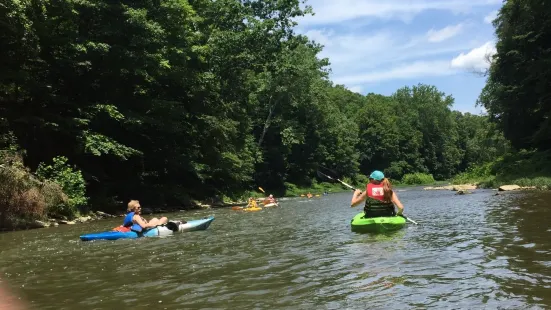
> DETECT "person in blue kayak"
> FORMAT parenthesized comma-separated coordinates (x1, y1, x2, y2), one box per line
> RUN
(121, 200, 168, 233)
(350, 170, 405, 218)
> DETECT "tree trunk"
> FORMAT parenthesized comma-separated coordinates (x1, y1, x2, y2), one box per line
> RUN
(258, 96, 277, 147)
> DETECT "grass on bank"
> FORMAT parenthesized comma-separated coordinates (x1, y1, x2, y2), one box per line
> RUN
(221, 181, 348, 204)
(452, 150, 551, 189)
(284, 181, 349, 197)
(245, 172, 445, 201)
(283, 172, 443, 198)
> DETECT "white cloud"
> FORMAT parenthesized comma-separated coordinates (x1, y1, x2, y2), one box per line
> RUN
(334, 60, 457, 84)
(306, 27, 485, 72)
(295, 1, 499, 91)
(305, 29, 397, 67)
(302, 29, 334, 47)
(484, 10, 498, 24)
(347, 85, 363, 93)
(427, 24, 464, 42)
(450, 41, 496, 70)
(299, 0, 501, 26)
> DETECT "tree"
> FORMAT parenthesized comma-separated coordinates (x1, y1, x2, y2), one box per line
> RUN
(478, 0, 551, 150)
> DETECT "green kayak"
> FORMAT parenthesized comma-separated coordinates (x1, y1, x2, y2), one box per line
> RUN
(350, 212, 406, 233)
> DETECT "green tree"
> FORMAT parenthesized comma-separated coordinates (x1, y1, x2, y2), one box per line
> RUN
(478, 0, 551, 150)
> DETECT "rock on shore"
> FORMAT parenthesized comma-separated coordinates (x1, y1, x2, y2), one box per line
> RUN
(423, 184, 477, 191)
(498, 185, 536, 191)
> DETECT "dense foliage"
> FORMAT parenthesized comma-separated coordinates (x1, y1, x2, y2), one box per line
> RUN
(451, 0, 551, 189)
(1, 0, 508, 217)
(478, 0, 551, 150)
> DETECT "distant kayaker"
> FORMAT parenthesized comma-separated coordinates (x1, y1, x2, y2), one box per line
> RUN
(247, 197, 258, 209)
(350, 170, 405, 218)
(123, 200, 168, 233)
(267, 194, 277, 204)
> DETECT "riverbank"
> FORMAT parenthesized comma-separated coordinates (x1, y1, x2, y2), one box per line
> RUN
(423, 183, 538, 192)
(0, 191, 336, 231)
(7, 152, 549, 232)
(451, 150, 551, 191)
(3, 179, 542, 232)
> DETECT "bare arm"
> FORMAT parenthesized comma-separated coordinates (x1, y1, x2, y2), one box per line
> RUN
(350, 190, 367, 207)
(133, 215, 152, 228)
(391, 192, 404, 215)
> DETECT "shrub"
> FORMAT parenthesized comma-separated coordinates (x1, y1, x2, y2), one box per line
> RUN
(452, 150, 551, 189)
(354, 174, 370, 186)
(452, 162, 494, 185)
(36, 156, 88, 217)
(311, 180, 324, 191)
(0, 152, 68, 229)
(401, 173, 435, 185)
(284, 182, 300, 196)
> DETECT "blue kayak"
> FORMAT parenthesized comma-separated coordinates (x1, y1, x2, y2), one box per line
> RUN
(80, 216, 215, 241)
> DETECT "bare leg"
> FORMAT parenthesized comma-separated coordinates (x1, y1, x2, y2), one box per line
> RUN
(148, 217, 168, 227)
(147, 218, 161, 226)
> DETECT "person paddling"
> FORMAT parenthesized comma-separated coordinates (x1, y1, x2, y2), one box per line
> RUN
(122, 200, 168, 233)
(246, 197, 258, 209)
(266, 194, 277, 204)
(350, 170, 405, 218)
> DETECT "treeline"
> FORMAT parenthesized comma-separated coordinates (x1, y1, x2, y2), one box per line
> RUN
(453, 0, 551, 188)
(1, 0, 507, 222)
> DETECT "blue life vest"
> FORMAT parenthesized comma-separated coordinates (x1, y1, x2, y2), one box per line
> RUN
(122, 211, 144, 232)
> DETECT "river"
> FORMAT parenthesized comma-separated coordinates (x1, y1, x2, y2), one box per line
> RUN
(1, 188, 550, 309)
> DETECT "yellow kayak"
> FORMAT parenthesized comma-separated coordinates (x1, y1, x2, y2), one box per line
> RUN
(243, 207, 262, 212)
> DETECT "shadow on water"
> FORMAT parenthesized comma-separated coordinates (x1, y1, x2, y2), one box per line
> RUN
(0, 189, 551, 309)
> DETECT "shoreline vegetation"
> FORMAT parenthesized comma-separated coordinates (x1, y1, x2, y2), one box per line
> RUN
(2, 164, 545, 232)
(2, 1, 550, 232)
(451, 150, 551, 191)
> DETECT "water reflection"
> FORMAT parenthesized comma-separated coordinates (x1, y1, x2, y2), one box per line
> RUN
(483, 191, 551, 307)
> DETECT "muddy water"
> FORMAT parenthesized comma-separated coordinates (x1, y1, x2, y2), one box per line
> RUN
(1, 188, 550, 309)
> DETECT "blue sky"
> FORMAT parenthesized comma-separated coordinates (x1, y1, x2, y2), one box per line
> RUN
(294, 0, 502, 114)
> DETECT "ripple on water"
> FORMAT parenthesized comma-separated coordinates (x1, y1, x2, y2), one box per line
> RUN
(1, 190, 551, 309)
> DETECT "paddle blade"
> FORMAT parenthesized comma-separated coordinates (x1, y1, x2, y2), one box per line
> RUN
(316, 170, 334, 181)
(399, 214, 418, 225)
(258, 187, 265, 193)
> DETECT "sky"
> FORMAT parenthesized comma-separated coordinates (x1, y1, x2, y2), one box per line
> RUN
(294, 0, 501, 114)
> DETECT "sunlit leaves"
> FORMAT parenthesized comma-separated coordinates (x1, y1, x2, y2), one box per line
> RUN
(480, 0, 551, 150)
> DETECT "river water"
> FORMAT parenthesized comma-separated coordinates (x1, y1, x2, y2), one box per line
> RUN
(1, 188, 551, 309)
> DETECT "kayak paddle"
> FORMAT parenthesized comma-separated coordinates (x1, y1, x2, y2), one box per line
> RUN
(316, 170, 358, 191)
(398, 214, 418, 225)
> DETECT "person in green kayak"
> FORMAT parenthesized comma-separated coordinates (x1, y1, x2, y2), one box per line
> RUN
(350, 170, 405, 218)
(122, 200, 168, 233)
